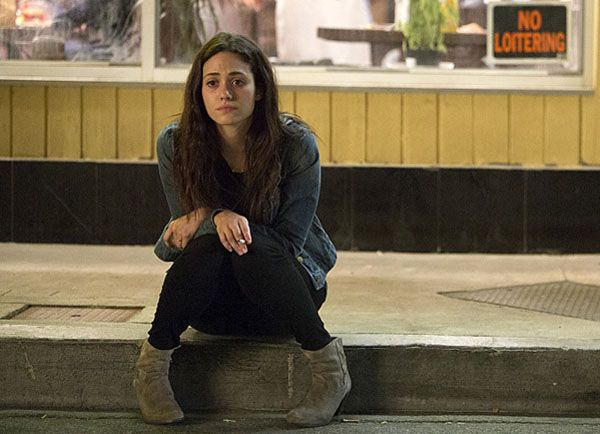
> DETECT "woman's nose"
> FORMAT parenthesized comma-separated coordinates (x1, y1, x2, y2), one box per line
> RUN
(220, 85, 233, 100)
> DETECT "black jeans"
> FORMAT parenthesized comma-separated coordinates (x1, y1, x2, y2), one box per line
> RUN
(148, 228, 332, 351)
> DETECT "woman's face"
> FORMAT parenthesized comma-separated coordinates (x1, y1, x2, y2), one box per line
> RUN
(201, 51, 260, 133)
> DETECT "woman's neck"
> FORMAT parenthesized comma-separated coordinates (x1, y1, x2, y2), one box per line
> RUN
(218, 125, 248, 172)
(217, 123, 249, 151)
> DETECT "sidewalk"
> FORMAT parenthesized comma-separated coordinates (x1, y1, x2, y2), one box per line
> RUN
(2, 242, 600, 340)
(2, 243, 600, 416)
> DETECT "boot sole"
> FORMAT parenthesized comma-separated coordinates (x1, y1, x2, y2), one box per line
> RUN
(287, 390, 350, 427)
(334, 395, 347, 416)
(133, 378, 184, 425)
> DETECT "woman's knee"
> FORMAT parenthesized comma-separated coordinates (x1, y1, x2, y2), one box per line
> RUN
(232, 237, 289, 279)
(230, 231, 298, 294)
(243, 226, 289, 259)
(165, 234, 225, 285)
(181, 234, 222, 257)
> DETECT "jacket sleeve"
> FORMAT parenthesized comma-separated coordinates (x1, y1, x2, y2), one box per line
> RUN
(153, 123, 218, 262)
(269, 130, 321, 257)
(154, 219, 180, 261)
(154, 124, 184, 261)
(156, 123, 185, 218)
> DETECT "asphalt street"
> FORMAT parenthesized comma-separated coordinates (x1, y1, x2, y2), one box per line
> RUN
(1, 412, 600, 434)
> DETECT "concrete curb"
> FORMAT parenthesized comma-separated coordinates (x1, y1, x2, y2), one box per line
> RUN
(2, 323, 600, 415)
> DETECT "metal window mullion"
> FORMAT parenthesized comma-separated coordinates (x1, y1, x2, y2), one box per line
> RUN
(141, 0, 157, 82)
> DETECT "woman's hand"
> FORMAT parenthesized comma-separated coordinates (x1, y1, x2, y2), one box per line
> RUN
(213, 210, 252, 255)
(164, 208, 209, 250)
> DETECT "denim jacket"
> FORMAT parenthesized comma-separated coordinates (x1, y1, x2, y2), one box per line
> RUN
(153, 118, 337, 290)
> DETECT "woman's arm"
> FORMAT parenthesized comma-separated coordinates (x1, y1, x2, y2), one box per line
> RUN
(156, 123, 184, 218)
(163, 209, 210, 250)
(269, 129, 321, 257)
(155, 124, 211, 253)
(208, 129, 322, 258)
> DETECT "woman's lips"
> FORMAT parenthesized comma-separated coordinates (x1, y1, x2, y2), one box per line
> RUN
(217, 106, 236, 113)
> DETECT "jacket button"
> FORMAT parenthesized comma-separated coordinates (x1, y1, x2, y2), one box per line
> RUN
(296, 256, 303, 263)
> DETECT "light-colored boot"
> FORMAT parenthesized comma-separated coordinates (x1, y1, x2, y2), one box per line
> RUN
(287, 337, 351, 427)
(133, 339, 184, 424)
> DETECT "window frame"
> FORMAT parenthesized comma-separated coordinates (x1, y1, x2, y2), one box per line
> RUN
(0, 0, 596, 92)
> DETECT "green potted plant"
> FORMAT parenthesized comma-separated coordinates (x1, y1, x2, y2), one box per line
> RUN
(402, 0, 447, 66)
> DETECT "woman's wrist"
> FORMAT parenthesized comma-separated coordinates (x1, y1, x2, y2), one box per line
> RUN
(191, 207, 210, 221)
(211, 209, 226, 225)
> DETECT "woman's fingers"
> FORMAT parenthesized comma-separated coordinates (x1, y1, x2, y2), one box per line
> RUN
(234, 220, 251, 254)
(214, 211, 251, 255)
(218, 228, 238, 253)
(164, 209, 206, 248)
(163, 225, 175, 248)
(228, 226, 247, 255)
(218, 231, 234, 253)
(238, 219, 252, 245)
(164, 217, 195, 250)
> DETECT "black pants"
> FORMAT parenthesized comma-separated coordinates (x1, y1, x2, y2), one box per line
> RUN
(148, 228, 332, 351)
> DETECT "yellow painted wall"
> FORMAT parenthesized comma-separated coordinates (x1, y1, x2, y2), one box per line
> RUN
(2, 83, 599, 167)
(47, 86, 81, 159)
(0, 86, 10, 157)
(12, 86, 46, 158)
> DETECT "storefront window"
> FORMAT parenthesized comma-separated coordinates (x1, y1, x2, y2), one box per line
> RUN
(0, 0, 141, 63)
(159, 0, 376, 66)
(158, 0, 583, 75)
(159, 0, 276, 65)
(0, 0, 594, 91)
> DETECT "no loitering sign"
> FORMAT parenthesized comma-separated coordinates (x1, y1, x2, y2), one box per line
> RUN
(486, 1, 571, 65)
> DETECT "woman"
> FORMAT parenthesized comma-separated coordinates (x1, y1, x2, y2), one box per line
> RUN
(133, 32, 350, 428)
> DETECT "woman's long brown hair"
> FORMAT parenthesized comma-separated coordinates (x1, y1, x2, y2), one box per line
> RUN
(174, 32, 283, 223)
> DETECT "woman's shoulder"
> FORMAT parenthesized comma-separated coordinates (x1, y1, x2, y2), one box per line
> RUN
(279, 113, 317, 152)
(156, 121, 180, 159)
(158, 121, 180, 143)
(280, 113, 311, 136)
(278, 114, 319, 173)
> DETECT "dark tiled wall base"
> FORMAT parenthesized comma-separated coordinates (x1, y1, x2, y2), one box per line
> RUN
(1, 161, 599, 253)
(438, 169, 525, 252)
(351, 168, 438, 252)
(14, 161, 98, 244)
(0, 161, 13, 242)
(96, 164, 169, 244)
(2, 160, 170, 245)
(319, 166, 524, 253)
(527, 171, 600, 253)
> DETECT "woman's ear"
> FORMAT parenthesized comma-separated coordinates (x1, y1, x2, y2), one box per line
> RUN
(255, 92, 263, 101)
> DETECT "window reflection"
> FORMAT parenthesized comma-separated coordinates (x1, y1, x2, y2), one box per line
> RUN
(0, 0, 141, 63)
(0, 0, 583, 75)
(160, 0, 276, 65)
(159, 0, 377, 66)
(158, 0, 581, 75)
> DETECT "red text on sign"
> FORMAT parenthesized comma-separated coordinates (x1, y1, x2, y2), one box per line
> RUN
(518, 10, 542, 31)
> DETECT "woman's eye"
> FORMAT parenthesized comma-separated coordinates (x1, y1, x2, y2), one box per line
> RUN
(232, 79, 245, 86)
(205, 80, 218, 88)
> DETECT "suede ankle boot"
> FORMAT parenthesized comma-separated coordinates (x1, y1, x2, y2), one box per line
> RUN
(133, 339, 184, 424)
(287, 337, 351, 427)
